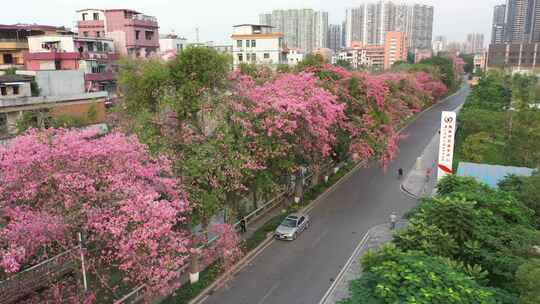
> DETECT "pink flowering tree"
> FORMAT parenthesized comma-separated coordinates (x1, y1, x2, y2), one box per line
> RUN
(231, 72, 346, 186)
(0, 127, 192, 301)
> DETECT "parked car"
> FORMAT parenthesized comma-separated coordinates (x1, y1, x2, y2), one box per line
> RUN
(274, 213, 310, 241)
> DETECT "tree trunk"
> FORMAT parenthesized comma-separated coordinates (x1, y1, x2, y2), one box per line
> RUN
(294, 171, 303, 203)
(189, 236, 200, 284)
(311, 165, 321, 188)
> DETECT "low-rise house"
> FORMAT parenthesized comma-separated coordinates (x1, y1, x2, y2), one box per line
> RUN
(231, 24, 288, 68)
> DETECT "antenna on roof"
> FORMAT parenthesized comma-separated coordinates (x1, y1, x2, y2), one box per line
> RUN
(196, 27, 199, 43)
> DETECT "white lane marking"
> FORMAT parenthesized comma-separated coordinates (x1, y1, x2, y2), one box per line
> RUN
(318, 229, 372, 304)
(257, 282, 280, 304)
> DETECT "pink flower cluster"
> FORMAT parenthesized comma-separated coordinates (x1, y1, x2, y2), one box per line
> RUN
(0, 128, 191, 296)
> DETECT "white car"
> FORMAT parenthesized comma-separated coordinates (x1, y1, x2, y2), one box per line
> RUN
(274, 213, 310, 241)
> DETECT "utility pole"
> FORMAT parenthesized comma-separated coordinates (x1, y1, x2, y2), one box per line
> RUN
(78, 232, 88, 293)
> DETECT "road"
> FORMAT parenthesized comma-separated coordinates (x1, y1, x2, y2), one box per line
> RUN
(203, 83, 470, 304)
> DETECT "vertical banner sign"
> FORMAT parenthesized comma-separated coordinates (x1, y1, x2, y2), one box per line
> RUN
(437, 111, 457, 180)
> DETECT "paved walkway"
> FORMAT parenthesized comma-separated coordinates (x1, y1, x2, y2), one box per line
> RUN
(401, 132, 440, 198)
(322, 222, 408, 304)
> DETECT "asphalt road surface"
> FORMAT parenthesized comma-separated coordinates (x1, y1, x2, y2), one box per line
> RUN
(203, 83, 470, 304)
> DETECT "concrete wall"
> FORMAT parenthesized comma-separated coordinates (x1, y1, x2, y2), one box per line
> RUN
(35, 70, 85, 96)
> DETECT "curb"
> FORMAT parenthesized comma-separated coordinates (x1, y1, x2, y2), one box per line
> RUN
(400, 184, 419, 199)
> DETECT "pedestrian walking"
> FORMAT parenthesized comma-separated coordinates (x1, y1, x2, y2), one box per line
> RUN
(425, 168, 432, 182)
(397, 168, 404, 179)
(389, 212, 397, 230)
(240, 218, 247, 233)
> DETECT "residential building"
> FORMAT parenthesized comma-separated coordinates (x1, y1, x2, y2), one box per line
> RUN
(76, 9, 159, 58)
(383, 31, 408, 69)
(432, 35, 447, 54)
(0, 72, 107, 139)
(365, 45, 385, 69)
(287, 48, 305, 66)
(487, 42, 540, 72)
(231, 24, 287, 68)
(0, 24, 66, 70)
(211, 45, 233, 55)
(159, 33, 188, 52)
(333, 46, 371, 69)
(24, 35, 119, 93)
(466, 33, 485, 53)
(344, 1, 433, 50)
(447, 41, 466, 53)
(492, 4, 507, 44)
(473, 53, 487, 73)
(505, 0, 530, 43)
(258, 9, 329, 53)
(414, 49, 432, 63)
(328, 24, 342, 52)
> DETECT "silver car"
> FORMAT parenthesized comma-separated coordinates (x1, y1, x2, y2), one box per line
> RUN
(274, 213, 310, 241)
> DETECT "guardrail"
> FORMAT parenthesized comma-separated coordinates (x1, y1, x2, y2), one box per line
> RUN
(0, 247, 79, 304)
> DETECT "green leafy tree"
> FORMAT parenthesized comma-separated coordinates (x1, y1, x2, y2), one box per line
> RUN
(340, 245, 511, 304)
(515, 259, 540, 304)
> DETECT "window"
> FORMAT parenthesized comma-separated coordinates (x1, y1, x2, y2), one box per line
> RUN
(1, 87, 6, 96)
(135, 30, 140, 40)
(12, 85, 19, 95)
(0, 113, 7, 136)
(83, 31, 89, 37)
(97, 42, 103, 52)
(93, 12, 99, 20)
(251, 40, 256, 47)
(251, 53, 256, 62)
(145, 31, 154, 40)
(82, 13, 88, 21)
(87, 42, 94, 52)
(237, 40, 242, 48)
(263, 53, 270, 59)
(3, 54, 13, 64)
(245, 40, 250, 47)
(238, 54, 243, 62)
(96, 31, 101, 37)
(246, 53, 251, 61)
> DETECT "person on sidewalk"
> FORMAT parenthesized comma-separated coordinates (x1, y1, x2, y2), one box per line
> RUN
(389, 212, 397, 230)
(240, 218, 247, 233)
(425, 168, 432, 182)
(397, 168, 404, 180)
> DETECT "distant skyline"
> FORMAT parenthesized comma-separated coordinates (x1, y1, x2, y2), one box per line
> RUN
(1, 0, 503, 45)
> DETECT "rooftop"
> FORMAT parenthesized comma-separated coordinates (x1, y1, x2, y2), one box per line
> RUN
(233, 24, 274, 28)
(457, 162, 535, 188)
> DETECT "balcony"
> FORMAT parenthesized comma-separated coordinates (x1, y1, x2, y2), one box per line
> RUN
(84, 71, 116, 82)
(76, 20, 105, 29)
(125, 15, 158, 28)
(24, 51, 80, 61)
(0, 39, 28, 50)
(80, 52, 120, 61)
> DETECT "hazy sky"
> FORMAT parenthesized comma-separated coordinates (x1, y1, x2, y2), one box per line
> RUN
(2, 0, 503, 45)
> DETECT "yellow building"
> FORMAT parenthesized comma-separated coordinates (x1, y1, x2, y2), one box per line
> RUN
(0, 24, 65, 70)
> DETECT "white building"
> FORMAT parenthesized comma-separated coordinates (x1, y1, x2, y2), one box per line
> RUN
(332, 47, 371, 70)
(159, 34, 188, 52)
(287, 48, 305, 66)
(231, 24, 287, 68)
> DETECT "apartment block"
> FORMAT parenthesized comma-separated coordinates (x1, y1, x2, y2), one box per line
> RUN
(492, 4, 507, 44)
(24, 35, 119, 93)
(345, 1, 433, 50)
(259, 9, 328, 53)
(466, 33, 485, 54)
(0, 24, 66, 70)
(384, 31, 408, 69)
(77, 9, 159, 58)
(328, 24, 342, 52)
(231, 24, 287, 68)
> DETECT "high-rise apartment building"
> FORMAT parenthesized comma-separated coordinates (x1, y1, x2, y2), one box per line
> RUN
(504, 0, 529, 43)
(344, 1, 433, 50)
(383, 31, 408, 69)
(492, 4, 507, 44)
(328, 24, 342, 52)
(466, 33, 485, 53)
(259, 9, 328, 52)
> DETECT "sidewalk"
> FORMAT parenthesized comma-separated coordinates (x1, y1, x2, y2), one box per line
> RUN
(401, 133, 439, 198)
(320, 222, 408, 304)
